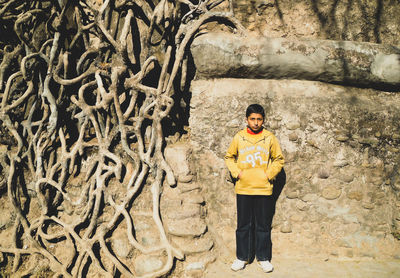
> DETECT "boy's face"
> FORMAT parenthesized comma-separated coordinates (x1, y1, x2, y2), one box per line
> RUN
(246, 113, 264, 132)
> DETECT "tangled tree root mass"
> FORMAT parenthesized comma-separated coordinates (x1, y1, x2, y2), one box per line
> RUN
(0, 0, 244, 276)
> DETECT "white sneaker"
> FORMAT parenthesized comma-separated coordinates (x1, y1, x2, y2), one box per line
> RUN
(231, 259, 246, 271)
(258, 260, 274, 272)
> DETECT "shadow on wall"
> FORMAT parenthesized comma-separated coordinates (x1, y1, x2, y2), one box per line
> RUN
(272, 168, 286, 209)
(243, 0, 388, 43)
(308, 0, 384, 43)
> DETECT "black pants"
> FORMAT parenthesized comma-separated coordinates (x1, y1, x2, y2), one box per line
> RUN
(236, 194, 274, 262)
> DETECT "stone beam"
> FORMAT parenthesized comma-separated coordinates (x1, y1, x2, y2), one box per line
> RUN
(191, 33, 400, 91)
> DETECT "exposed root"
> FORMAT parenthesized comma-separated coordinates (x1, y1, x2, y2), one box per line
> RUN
(0, 0, 244, 276)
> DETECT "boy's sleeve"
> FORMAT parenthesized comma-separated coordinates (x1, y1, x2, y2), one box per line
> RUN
(224, 135, 241, 178)
(265, 134, 285, 181)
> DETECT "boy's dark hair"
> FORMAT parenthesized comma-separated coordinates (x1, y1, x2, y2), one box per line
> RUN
(246, 104, 265, 118)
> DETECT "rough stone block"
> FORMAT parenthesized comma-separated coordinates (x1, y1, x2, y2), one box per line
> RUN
(171, 235, 214, 255)
(280, 221, 292, 233)
(164, 204, 201, 220)
(340, 174, 354, 183)
(178, 182, 201, 193)
(164, 143, 192, 177)
(134, 255, 163, 276)
(178, 174, 195, 183)
(286, 190, 299, 199)
(322, 186, 342, 200)
(362, 202, 374, 210)
(301, 193, 318, 202)
(347, 191, 363, 201)
(167, 218, 207, 237)
(185, 262, 205, 271)
(288, 132, 299, 142)
(112, 238, 132, 258)
(182, 193, 205, 205)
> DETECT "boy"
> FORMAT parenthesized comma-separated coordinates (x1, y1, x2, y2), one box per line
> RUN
(224, 104, 284, 273)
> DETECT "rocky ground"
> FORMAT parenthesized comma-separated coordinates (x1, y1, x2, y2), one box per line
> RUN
(205, 257, 400, 278)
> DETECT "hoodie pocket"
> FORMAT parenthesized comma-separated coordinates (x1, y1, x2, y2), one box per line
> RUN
(240, 167, 268, 187)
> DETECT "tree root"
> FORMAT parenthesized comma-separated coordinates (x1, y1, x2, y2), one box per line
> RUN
(0, 0, 245, 276)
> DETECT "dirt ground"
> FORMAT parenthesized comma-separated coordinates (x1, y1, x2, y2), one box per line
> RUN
(204, 257, 400, 278)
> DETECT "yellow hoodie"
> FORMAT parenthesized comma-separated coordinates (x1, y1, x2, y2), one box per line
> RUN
(224, 128, 284, 195)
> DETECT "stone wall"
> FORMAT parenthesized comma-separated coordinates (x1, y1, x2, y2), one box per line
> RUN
(230, 0, 400, 45)
(185, 0, 400, 263)
(188, 78, 400, 260)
